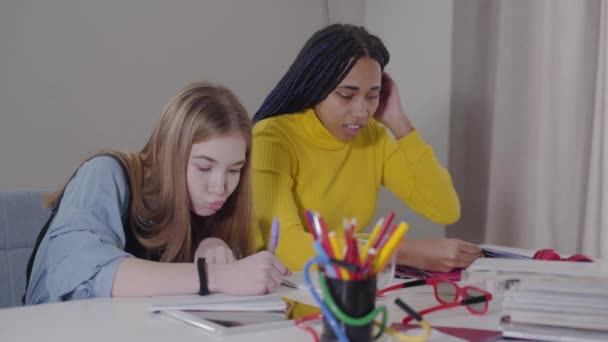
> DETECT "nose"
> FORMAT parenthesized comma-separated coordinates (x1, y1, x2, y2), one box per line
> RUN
(207, 171, 227, 195)
(351, 98, 369, 119)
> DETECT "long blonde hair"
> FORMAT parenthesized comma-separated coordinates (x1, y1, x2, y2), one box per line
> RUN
(47, 82, 254, 262)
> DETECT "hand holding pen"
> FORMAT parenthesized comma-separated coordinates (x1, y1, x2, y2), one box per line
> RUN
(267, 217, 296, 287)
(199, 217, 290, 295)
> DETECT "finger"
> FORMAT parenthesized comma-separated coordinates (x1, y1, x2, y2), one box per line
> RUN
(431, 263, 455, 273)
(455, 240, 482, 254)
(225, 249, 236, 263)
(221, 247, 233, 263)
(203, 250, 215, 264)
(265, 275, 280, 294)
(381, 73, 391, 90)
(458, 250, 481, 264)
(453, 253, 481, 269)
(215, 247, 230, 264)
(270, 255, 289, 275)
(454, 259, 474, 269)
(437, 255, 467, 272)
(267, 268, 283, 292)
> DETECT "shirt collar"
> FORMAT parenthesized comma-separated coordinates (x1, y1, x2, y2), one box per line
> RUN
(298, 108, 348, 150)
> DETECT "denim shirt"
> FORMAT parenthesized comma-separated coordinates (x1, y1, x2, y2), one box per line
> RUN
(25, 156, 131, 304)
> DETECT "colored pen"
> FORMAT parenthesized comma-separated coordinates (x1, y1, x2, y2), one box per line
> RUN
(269, 217, 280, 254)
(328, 232, 348, 280)
(361, 248, 377, 277)
(328, 231, 344, 259)
(372, 211, 395, 250)
(343, 223, 356, 263)
(361, 217, 384, 262)
(375, 221, 409, 273)
(317, 213, 331, 244)
(304, 210, 319, 239)
(379, 214, 410, 250)
(314, 213, 334, 257)
(312, 241, 337, 278)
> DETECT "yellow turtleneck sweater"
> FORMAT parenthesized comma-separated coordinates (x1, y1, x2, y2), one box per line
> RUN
(252, 108, 460, 271)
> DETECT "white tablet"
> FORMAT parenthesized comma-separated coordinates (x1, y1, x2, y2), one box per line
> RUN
(161, 309, 299, 335)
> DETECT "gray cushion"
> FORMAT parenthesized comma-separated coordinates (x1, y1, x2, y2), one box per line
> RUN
(0, 191, 51, 308)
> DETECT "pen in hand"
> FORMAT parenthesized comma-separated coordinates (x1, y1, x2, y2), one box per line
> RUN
(269, 217, 294, 286)
(269, 217, 280, 254)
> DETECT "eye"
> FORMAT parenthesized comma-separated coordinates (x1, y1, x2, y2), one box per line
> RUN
(228, 169, 242, 174)
(367, 92, 380, 100)
(197, 166, 212, 172)
(336, 92, 354, 100)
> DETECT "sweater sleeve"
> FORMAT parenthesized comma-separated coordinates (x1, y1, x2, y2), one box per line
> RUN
(381, 129, 460, 224)
(252, 125, 315, 271)
(44, 156, 131, 301)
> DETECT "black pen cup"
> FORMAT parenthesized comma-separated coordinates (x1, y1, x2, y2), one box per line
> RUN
(321, 275, 377, 342)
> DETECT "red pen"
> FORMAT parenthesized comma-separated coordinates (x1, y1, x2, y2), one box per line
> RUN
(304, 210, 318, 239)
(314, 212, 340, 276)
(372, 211, 395, 250)
(361, 248, 377, 278)
(377, 224, 398, 251)
(346, 218, 360, 268)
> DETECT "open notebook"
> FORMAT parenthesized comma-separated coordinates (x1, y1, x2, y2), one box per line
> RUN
(149, 290, 302, 335)
(148, 293, 287, 312)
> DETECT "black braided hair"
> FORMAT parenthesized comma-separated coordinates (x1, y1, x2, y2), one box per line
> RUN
(253, 24, 390, 123)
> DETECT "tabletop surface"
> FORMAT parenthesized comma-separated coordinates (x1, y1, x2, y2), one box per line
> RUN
(0, 245, 523, 342)
(0, 280, 503, 342)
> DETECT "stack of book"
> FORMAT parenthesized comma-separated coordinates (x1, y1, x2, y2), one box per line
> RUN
(463, 258, 608, 341)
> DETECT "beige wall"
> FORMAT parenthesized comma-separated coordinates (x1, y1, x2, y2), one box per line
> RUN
(0, 0, 364, 190)
(365, 0, 453, 238)
(0, 0, 449, 240)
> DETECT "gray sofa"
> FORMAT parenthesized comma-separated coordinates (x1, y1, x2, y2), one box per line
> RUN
(0, 191, 50, 308)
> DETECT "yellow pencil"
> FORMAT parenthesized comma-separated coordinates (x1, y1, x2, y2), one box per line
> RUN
(360, 217, 384, 263)
(328, 232, 349, 280)
(374, 222, 409, 273)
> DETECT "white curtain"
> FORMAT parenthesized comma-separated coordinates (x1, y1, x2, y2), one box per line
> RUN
(449, 0, 607, 257)
(582, 0, 608, 258)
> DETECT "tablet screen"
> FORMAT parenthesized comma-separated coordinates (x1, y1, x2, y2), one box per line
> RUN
(184, 310, 288, 327)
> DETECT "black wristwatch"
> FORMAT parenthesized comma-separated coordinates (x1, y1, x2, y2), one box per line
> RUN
(196, 257, 210, 295)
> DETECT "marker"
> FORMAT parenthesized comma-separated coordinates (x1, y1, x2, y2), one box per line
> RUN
(375, 222, 409, 273)
(269, 217, 280, 254)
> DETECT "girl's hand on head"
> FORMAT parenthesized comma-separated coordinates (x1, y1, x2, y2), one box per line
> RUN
(374, 73, 415, 139)
(397, 238, 482, 273)
(207, 251, 291, 296)
(194, 237, 236, 264)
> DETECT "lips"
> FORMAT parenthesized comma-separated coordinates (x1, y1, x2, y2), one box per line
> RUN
(208, 200, 225, 211)
(343, 123, 363, 136)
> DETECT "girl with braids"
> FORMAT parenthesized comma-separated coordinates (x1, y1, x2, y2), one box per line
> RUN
(252, 24, 481, 273)
(25, 82, 289, 304)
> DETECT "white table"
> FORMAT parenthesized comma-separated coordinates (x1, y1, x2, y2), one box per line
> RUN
(0, 283, 503, 342)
